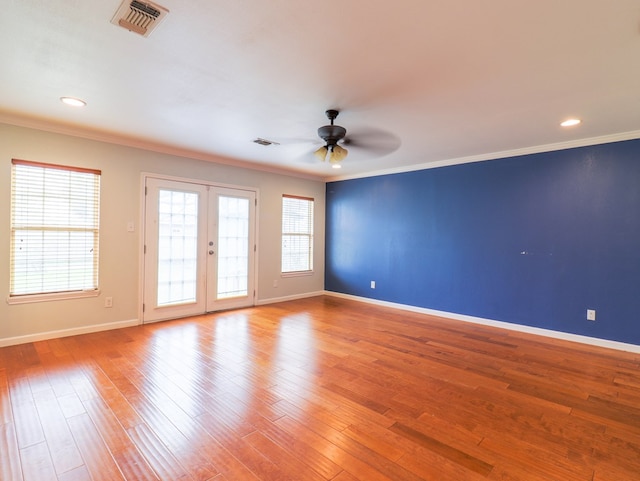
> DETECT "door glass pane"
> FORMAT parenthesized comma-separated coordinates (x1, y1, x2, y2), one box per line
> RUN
(157, 189, 199, 306)
(217, 196, 249, 299)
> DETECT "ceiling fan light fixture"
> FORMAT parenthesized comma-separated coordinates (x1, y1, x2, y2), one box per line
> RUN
(312, 110, 353, 167)
(314, 145, 328, 161)
(330, 144, 348, 163)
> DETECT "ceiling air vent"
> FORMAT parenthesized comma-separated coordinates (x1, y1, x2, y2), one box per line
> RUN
(111, 0, 169, 37)
(253, 138, 280, 146)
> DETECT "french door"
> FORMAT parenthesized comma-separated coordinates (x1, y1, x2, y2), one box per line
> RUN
(142, 177, 256, 323)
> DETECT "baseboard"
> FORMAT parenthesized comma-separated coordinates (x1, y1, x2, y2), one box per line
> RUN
(324, 291, 640, 354)
(0, 318, 140, 347)
(256, 290, 326, 306)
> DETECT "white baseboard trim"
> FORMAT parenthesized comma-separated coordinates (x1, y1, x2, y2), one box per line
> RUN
(256, 291, 326, 306)
(325, 291, 640, 354)
(0, 319, 140, 347)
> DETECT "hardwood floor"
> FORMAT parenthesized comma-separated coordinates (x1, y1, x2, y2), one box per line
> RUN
(1, 295, 639, 480)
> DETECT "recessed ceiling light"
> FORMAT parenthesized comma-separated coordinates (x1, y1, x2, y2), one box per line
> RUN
(560, 118, 581, 127)
(331, 163, 342, 169)
(60, 97, 87, 107)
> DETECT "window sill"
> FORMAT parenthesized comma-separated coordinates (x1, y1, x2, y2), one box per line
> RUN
(281, 271, 314, 278)
(7, 289, 101, 305)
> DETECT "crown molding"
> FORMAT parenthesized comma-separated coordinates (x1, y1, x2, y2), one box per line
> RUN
(4, 110, 640, 185)
(327, 130, 640, 182)
(0, 111, 323, 182)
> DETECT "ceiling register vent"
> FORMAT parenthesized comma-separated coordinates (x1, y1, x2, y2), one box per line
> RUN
(111, 0, 169, 37)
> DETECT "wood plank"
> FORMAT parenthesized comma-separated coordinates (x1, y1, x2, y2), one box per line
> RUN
(66, 413, 126, 481)
(275, 415, 398, 481)
(32, 387, 84, 475)
(260, 418, 343, 478)
(190, 414, 262, 481)
(19, 441, 57, 481)
(0, 368, 13, 425)
(126, 422, 192, 481)
(389, 421, 493, 476)
(9, 375, 44, 449)
(243, 430, 328, 481)
(478, 429, 593, 480)
(0, 422, 24, 481)
(57, 465, 92, 481)
(82, 397, 161, 481)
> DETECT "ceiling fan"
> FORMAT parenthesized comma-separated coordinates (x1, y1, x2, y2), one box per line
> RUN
(259, 109, 400, 168)
(311, 109, 401, 169)
(314, 109, 349, 169)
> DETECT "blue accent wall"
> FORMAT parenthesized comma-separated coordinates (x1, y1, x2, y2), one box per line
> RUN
(325, 139, 640, 345)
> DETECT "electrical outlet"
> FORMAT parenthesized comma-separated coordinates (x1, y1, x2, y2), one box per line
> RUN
(370, 280, 376, 289)
(587, 309, 596, 321)
(105, 297, 113, 308)
(273, 279, 278, 288)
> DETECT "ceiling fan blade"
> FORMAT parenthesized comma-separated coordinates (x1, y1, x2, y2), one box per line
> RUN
(259, 136, 321, 163)
(341, 127, 401, 158)
(267, 136, 319, 146)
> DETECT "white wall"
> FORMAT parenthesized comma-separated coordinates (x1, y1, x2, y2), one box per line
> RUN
(0, 123, 325, 344)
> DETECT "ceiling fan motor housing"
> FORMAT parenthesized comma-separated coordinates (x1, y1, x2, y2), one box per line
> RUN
(318, 110, 346, 149)
(318, 124, 347, 148)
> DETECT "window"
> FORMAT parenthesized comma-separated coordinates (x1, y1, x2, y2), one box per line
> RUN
(10, 159, 101, 301)
(282, 195, 314, 273)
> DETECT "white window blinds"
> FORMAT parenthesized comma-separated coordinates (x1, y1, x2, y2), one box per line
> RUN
(10, 159, 101, 297)
(282, 195, 314, 273)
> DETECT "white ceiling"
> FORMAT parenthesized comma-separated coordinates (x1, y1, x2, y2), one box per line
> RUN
(1, 1, 640, 180)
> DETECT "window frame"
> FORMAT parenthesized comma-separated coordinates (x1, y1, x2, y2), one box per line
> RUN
(281, 194, 314, 275)
(8, 159, 101, 304)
